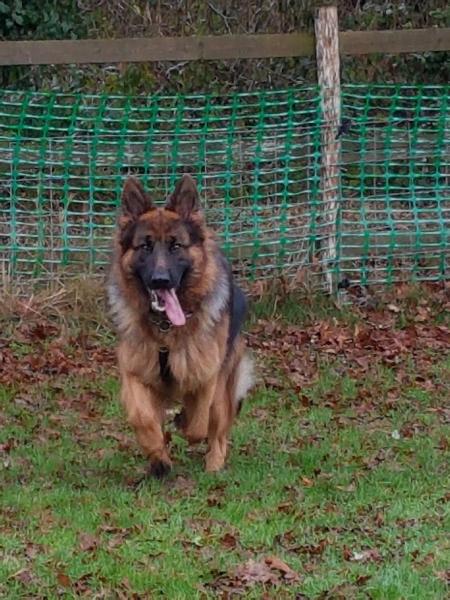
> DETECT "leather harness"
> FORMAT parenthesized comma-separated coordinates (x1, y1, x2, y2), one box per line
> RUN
(149, 309, 192, 383)
(158, 346, 172, 384)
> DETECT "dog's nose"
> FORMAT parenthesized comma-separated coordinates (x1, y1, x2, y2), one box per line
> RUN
(151, 269, 171, 289)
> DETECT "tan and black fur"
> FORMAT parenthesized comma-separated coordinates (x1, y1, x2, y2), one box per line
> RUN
(107, 175, 254, 476)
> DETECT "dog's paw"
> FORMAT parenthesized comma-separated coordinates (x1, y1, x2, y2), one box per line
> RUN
(205, 452, 225, 473)
(149, 459, 172, 479)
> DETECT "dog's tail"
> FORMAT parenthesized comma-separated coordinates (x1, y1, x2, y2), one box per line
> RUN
(233, 351, 255, 415)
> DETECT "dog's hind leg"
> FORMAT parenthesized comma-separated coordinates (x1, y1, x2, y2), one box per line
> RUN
(232, 350, 254, 414)
(205, 373, 230, 472)
(121, 373, 171, 478)
(205, 345, 254, 472)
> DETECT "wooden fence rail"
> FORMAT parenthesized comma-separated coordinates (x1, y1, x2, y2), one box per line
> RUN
(0, 28, 449, 65)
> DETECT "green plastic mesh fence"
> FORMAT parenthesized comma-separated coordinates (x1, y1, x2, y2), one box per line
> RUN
(0, 84, 448, 288)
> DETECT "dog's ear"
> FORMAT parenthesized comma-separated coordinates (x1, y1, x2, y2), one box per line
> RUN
(121, 176, 153, 219)
(166, 174, 200, 219)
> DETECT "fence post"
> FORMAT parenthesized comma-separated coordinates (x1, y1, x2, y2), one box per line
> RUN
(315, 4, 341, 293)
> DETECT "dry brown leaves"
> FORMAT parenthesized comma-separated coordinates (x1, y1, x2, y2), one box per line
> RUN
(249, 282, 449, 400)
(0, 282, 448, 402)
(210, 555, 301, 594)
(0, 319, 115, 386)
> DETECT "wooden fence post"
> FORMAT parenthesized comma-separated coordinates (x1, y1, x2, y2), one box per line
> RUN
(315, 4, 341, 293)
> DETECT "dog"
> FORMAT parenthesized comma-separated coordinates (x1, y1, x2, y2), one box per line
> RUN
(107, 174, 254, 477)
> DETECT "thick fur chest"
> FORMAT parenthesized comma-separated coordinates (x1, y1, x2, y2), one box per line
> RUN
(118, 322, 228, 393)
(165, 337, 222, 391)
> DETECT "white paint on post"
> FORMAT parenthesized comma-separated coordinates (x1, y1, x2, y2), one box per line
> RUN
(315, 4, 341, 293)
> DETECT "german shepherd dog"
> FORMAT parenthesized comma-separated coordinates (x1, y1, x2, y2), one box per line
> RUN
(107, 175, 254, 477)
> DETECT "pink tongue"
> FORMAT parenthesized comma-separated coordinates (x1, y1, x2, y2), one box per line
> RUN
(160, 288, 186, 326)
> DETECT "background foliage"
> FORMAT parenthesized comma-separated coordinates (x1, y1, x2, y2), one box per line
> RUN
(0, 0, 448, 93)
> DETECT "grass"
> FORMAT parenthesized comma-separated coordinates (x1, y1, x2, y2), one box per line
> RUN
(0, 283, 449, 598)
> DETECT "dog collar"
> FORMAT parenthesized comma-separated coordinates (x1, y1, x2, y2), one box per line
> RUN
(149, 310, 193, 333)
(149, 311, 172, 332)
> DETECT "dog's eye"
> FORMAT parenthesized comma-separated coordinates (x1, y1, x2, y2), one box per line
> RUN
(170, 242, 182, 253)
(142, 240, 153, 252)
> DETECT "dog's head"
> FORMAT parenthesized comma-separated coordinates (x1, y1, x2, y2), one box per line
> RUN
(118, 175, 208, 326)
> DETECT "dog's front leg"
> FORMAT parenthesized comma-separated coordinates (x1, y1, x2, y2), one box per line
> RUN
(182, 376, 218, 444)
(121, 372, 171, 478)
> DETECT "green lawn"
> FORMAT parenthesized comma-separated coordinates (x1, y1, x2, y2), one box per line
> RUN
(0, 283, 449, 598)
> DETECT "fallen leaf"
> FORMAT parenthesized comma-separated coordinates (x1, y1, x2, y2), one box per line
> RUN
(296, 539, 328, 557)
(336, 482, 356, 493)
(277, 501, 295, 514)
(387, 303, 401, 313)
(72, 573, 93, 594)
(417, 552, 435, 566)
(435, 570, 450, 584)
(374, 511, 385, 527)
(14, 569, 35, 584)
(300, 476, 314, 487)
(234, 559, 279, 585)
(100, 526, 133, 550)
(0, 440, 14, 454)
(349, 548, 382, 563)
(342, 546, 352, 561)
(210, 555, 302, 593)
(78, 532, 98, 552)
(220, 532, 239, 549)
(265, 555, 300, 582)
(25, 543, 44, 560)
(57, 572, 71, 587)
(437, 436, 449, 451)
